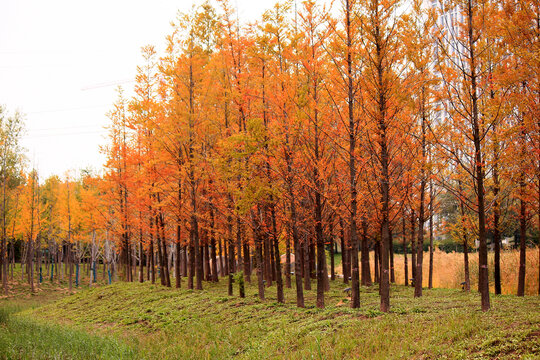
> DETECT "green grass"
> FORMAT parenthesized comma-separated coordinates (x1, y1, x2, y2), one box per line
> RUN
(0, 305, 139, 360)
(0, 265, 139, 359)
(5, 276, 537, 360)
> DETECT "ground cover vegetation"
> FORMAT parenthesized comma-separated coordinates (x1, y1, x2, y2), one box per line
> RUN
(0, 269, 538, 359)
(0, 0, 539, 357)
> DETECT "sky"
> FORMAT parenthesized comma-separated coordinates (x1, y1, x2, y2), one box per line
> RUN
(0, 0, 278, 179)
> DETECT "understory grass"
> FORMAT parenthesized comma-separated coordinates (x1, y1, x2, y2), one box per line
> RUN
(5, 276, 536, 360)
(0, 305, 138, 359)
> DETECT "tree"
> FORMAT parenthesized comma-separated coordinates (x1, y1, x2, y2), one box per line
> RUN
(0, 106, 24, 295)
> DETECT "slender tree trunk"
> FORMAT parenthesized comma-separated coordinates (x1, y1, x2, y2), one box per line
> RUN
(303, 237, 311, 290)
(203, 238, 210, 281)
(374, 241, 379, 283)
(150, 237, 155, 284)
(415, 101, 427, 297)
(410, 210, 416, 285)
(210, 207, 218, 283)
(271, 204, 284, 303)
(175, 227, 181, 288)
(293, 218, 304, 307)
(156, 217, 165, 286)
(329, 220, 335, 281)
(227, 215, 234, 296)
(285, 223, 291, 288)
(236, 215, 243, 277)
(254, 210, 265, 301)
(340, 218, 350, 284)
(243, 240, 250, 283)
(467, 0, 490, 310)
(403, 215, 408, 286)
(223, 238, 229, 276)
(517, 177, 527, 296)
(389, 231, 395, 283)
(464, 238, 470, 291)
(68, 243, 73, 293)
(218, 238, 224, 277)
(428, 179, 434, 289)
(361, 218, 372, 286)
(517, 115, 527, 296)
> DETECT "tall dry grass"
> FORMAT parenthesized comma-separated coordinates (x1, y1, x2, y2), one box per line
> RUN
(335, 247, 539, 295)
(390, 247, 539, 295)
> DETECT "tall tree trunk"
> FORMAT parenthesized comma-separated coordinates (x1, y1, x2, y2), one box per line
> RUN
(389, 231, 395, 283)
(254, 209, 265, 301)
(218, 238, 224, 277)
(517, 114, 527, 296)
(340, 218, 349, 284)
(285, 223, 291, 288)
(271, 204, 284, 303)
(236, 214, 243, 278)
(293, 219, 304, 307)
(329, 220, 335, 281)
(402, 216, 408, 286)
(210, 206, 218, 283)
(345, 0, 360, 308)
(361, 218, 372, 286)
(493, 161, 502, 295)
(243, 240, 250, 283)
(227, 214, 234, 296)
(467, 0, 490, 310)
(374, 241, 379, 283)
(415, 99, 427, 297)
(175, 226, 181, 288)
(517, 176, 527, 296)
(156, 216, 165, 286)
(410, 210, 416, 285)
(428, 179, 434, 289)
(150, 236, 155, 284)
(303, 237, 311, 290)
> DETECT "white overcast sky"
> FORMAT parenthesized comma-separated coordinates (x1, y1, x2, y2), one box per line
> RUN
(0, 0, 279, 179)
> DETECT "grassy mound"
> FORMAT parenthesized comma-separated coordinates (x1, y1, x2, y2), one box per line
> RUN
(13, 278, 538, 359)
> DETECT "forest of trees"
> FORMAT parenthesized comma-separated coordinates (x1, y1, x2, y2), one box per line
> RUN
(0, 0, 538, 313)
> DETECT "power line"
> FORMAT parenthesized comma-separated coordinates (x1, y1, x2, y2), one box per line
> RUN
(81, 79, 134, 91)
(29, 124, 105, 132)
(27, 104, 109, 114)
(23, 130, 108, 138)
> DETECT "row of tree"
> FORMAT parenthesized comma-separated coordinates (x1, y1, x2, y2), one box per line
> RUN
(1, 0, 538, 312)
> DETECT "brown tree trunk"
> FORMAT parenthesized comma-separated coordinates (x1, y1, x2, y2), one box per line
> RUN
(175, 238, 181, 288)
(243, 240, 250, 283)
(156, 216, 165, 286)
(218, 238, 224, 277)
(402, 215, 408, 286)
(150, 236, 155, 284)
(463, 238, 470, 291)
(340, 218, 350, 284)
(389, 231, 395, 284)
(428, 179, 434, 289)
(517, 179, 527, 296)
(467, 0, 490, 311)
(410, 210, 416, 285)
(361, 218, 372, 286)
(493, 152, 502, 294)
(374, 241, 379, 283)
(304, 237, 311, 290)
(254, 210, 265, 301)
(210, 206, 218, 283)
(271, 204, 284, 303)
(329, 220, 335, 281)
(227, 214, 234, 296)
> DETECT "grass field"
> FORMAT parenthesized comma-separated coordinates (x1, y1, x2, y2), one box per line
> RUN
(330, 248, 540, 295)
(1, 269, 539, 360)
